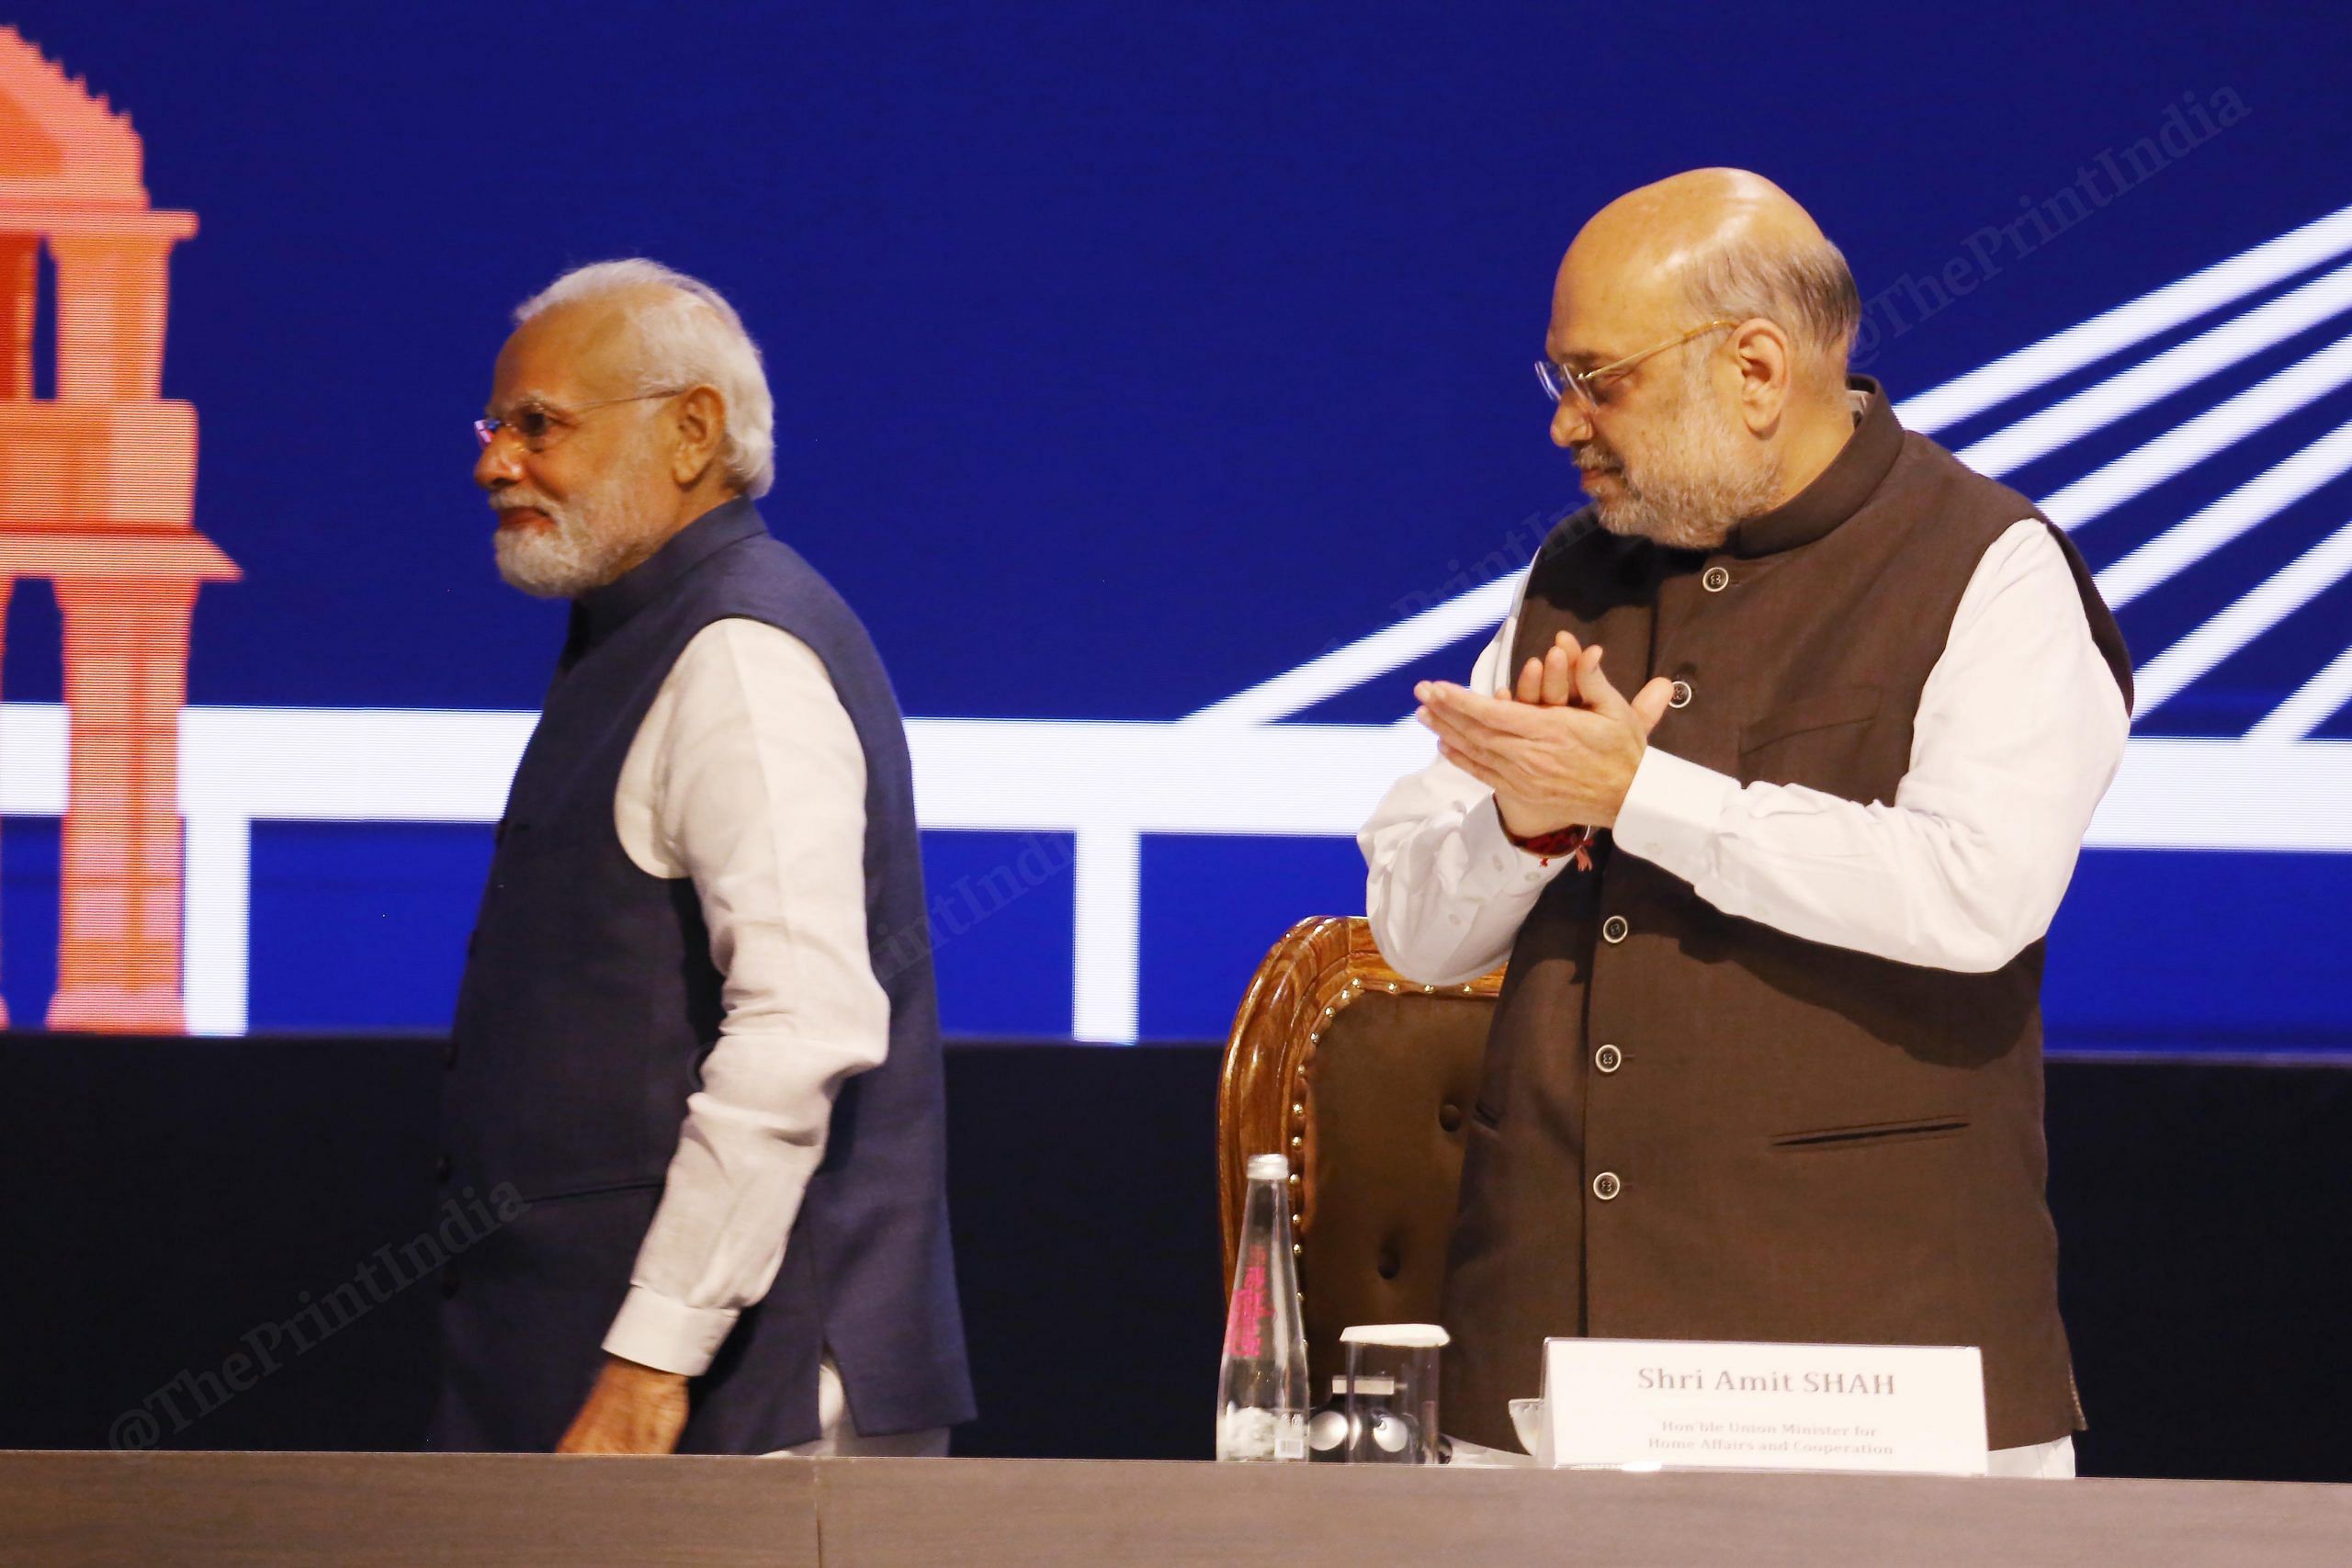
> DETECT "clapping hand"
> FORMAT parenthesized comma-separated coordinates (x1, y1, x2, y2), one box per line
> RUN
(1418, 633, 1675, 836)
(1510, 629, 1592, 711)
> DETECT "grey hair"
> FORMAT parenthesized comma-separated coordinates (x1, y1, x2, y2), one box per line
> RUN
(1680, 235, 1860, 378)
(515, 259, 776, 499)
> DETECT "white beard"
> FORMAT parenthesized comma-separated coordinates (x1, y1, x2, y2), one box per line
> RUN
(491, 462, 665, 599)
(1580, 369, 1783, 552)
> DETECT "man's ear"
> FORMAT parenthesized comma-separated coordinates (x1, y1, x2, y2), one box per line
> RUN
(668, 385, 729, 489)
(1727, 318, 1793, 436)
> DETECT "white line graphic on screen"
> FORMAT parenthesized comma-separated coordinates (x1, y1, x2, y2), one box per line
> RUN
(2251, 643, 2352, 741)
(4, 203, 2348, 1039)
(2095, 417, 2352, 605)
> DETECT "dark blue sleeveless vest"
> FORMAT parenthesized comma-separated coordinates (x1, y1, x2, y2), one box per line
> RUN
(427, 499, 974, 1452)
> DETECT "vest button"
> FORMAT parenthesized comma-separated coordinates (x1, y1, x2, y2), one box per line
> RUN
(1594, 1043, 1623, 1074)
(1668, 680, 1694, 709)
(1592, 1171, 1622, 1201)
(1438, 1101, 1464, 1133)
(1601, 915, 1630, 944)
(1703, 565, 1731, 592)
(435, 1153, 453, 1182)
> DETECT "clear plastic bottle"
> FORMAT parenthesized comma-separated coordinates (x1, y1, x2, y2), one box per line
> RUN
(1216, 1152, 1309, 1461)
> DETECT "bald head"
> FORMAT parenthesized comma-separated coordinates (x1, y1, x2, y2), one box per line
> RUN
(1576, 169, 1830, 278)
(1555, 168, 1858, 390)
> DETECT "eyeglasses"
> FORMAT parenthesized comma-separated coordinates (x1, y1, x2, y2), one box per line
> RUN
(473, 389, 684, 453)
(1535, 319, 1740, 413)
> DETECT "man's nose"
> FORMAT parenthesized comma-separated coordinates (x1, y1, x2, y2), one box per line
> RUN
(1550, 394, 1593, 448)
(474, 431, 523, 491)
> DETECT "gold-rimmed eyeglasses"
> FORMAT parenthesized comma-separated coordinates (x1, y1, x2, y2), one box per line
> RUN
(474, 389, 685, 454)
(1535, 319, 1740, 412)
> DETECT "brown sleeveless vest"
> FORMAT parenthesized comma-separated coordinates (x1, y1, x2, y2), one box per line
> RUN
(1440, 381, 2132, 1453)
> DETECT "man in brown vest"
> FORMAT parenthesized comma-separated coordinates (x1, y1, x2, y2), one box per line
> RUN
(1360, 169, 2132, 1478)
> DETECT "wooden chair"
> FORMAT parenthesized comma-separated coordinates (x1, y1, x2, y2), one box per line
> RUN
(1217, 917, 1505, 1392)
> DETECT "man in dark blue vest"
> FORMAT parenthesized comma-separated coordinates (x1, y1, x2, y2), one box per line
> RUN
(428, 260, 973, 1455)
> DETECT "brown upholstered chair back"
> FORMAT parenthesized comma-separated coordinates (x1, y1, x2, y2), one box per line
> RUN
(1217, 917, 1504, 1394)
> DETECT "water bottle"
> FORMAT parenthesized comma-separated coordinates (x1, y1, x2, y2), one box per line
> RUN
(1216, 1152, 1309, 1461)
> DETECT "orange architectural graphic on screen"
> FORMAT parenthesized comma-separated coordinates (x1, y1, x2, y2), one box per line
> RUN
(0, 28, 235, 1033)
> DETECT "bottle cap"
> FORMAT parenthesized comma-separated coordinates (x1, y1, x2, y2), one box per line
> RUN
(1246, 1153, 1290, 1181)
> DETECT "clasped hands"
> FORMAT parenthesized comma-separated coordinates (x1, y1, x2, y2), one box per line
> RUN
(1415, 631, 1676, 837)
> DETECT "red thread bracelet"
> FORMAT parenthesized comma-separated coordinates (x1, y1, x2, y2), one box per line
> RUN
(1507, 823, 1596, 870)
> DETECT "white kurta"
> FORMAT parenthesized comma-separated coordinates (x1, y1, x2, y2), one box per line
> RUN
(583, 617, 938, 1450)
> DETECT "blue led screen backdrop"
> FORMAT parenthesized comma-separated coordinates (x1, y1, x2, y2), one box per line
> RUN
(1, 3, 2347, 1047)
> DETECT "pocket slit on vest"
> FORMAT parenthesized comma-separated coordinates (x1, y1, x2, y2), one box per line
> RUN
(512, 1175, 668, 1206)
(1768, 1115, 1970, 1153)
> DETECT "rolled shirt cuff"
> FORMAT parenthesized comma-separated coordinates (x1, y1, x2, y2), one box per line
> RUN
(1611, 745, 1739, 886)
(602, 1284, 739, 1378)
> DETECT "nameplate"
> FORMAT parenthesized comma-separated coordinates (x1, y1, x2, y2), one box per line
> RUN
(1539, 1337, 1988, 1476)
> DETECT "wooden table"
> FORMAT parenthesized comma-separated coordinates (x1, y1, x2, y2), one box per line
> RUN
(6, 1451, 2348, 1565)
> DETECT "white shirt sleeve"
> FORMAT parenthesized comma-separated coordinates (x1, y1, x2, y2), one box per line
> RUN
(600, 617, 891, 1378)
(1611, 519, 2130, 973)
(1359, 599, 1576, 986)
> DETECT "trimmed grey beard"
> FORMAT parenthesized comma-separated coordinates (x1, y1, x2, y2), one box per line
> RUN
(491, 463, 666, 599)
(1577, 368, 1783, 552)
